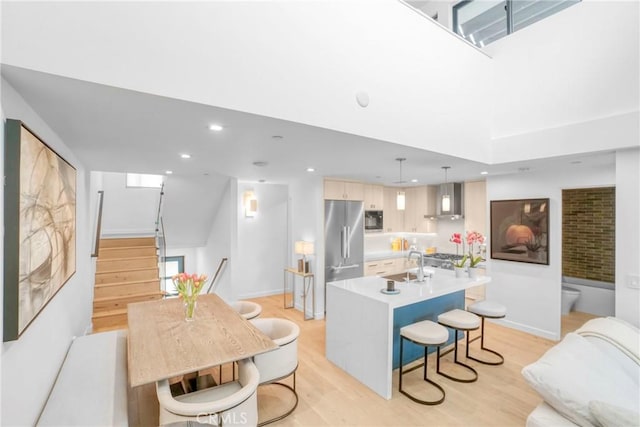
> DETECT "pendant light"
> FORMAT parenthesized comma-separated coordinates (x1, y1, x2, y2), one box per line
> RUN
(395, 158, 406, 210)
(441, 166, 451, 213)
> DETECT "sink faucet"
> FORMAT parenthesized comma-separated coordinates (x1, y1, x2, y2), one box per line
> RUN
(407, 250, 425, 282)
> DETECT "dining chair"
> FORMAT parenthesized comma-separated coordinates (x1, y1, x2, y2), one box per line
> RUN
(250, 317, 300, 426)
(156, 358, 259, 426)
(231, 301, 262, 320)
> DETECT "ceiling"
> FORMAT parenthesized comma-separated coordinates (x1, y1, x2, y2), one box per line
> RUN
(2, 65, 615, 188)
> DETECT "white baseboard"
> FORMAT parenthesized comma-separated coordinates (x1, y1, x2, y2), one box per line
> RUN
(236, 289, 284, 300)
(494, 318, 560, 341)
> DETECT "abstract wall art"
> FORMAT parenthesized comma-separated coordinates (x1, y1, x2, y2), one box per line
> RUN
(3, 119, 76, 341)
(490, 198, 550, 265)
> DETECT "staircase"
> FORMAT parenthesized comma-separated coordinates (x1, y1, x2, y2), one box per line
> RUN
(92, 237, 164, 332)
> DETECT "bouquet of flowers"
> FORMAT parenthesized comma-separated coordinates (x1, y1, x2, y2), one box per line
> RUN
(450, 233, 467, 268)
(466, 231, 485, 268)
(173, 273, 208, 320)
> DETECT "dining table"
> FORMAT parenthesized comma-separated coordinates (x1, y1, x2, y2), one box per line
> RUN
(127, 293, 277, 388)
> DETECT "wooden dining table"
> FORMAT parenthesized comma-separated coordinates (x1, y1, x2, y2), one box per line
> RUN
(127, 293, 277, 388)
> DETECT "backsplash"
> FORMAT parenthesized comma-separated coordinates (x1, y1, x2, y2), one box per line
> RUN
(562, 187, 615, 283)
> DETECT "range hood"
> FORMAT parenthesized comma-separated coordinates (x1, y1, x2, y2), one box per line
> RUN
(437, 182, 464, 219)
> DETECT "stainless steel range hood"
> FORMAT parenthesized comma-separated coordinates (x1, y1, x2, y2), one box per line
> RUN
(437, 182, 464, 219)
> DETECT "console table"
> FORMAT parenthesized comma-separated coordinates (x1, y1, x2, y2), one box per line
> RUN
(283, 268, 315, 321)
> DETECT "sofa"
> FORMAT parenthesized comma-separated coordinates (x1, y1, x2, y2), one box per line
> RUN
(522, 317, 639, 427)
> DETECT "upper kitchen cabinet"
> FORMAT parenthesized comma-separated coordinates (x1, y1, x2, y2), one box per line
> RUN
(364, 184, 384, 210)
(464, 181, 486, 235)
(324, 179, 364, 201)
(404, 186, 438, 233)
(383, 187, 404, 233)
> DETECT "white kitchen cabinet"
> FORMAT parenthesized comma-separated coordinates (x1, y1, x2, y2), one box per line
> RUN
(404, 186, 438, 233)
(382, 187, 404, 233)
(464, 181, 486, 235)
(363, 184, 384, 210)
(324, 179, 364, 201)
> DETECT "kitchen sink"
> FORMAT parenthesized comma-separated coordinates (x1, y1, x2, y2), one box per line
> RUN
(382, 272, 417, 282)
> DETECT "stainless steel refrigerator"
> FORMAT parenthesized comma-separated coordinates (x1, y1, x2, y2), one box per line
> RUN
(324, 200, 364, 283)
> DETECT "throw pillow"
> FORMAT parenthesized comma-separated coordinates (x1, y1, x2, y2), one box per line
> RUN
(522, 333, 638, 427)
(589, 401, 640, 427)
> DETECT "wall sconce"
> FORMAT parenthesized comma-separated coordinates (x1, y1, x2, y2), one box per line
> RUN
(295, 240, 314, 273)
(243, 191, 258, 217)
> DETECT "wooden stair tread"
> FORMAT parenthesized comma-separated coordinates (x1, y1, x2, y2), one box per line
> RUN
(94, 292, 164, 303)
(99, 245, 158, 251)
(92, 307, 128, 318)
(95, 266, 159, 274)
(97, 255, 157, 262)
(94, 278, 160, 288)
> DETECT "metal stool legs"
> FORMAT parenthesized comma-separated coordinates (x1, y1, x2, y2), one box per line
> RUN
(437, 329, 478, 383)
(466, 316, 505, 365)
(258, 371, 299, 426)
(399, 336, 445, 405)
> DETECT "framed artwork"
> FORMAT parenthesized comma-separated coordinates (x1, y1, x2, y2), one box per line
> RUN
(490, 198, 549, 265)
(3, 119, 77, 341)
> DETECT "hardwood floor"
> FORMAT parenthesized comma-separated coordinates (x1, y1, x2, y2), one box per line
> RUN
(128, 295, 594, 426)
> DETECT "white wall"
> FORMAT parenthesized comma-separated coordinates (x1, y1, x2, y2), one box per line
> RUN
(1, 78, 93, 426)
(1, 1, 493, 163)
(615, 148, 640, 327)
(486, 164, 615, 340)
(197, 181, 234, 301)
(234, 182, 288, 299)
(486, 0, 639, 162)
(99, 171, 159, 236)
(288, 176, 325, 317)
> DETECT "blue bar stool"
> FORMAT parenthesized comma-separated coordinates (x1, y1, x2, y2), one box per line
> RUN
(437, 309, 480, 383)
(399, 320, 449, 405)
(466, 300, 506, 365)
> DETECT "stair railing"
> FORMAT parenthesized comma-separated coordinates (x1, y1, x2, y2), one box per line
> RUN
(155, 183, 167, 293)
(91, 190, 105, 258)
(206, 257, 229, 294)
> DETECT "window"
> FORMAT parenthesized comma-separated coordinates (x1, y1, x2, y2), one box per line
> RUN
(453, 0, 580, 48)
(163, 256, 184, 295)
(126, 173, 164, 189)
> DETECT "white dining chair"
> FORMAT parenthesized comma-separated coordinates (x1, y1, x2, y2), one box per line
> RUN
(156, 358, 259, 426)
(250, 317, 300, 426)
(231, 301, 262, 320)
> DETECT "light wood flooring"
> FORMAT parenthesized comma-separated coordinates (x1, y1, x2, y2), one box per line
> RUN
(128, 295, 596, 426)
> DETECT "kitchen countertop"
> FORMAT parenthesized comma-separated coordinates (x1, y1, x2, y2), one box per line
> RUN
(364, 250, 431, 261)
(328, 269, 489, 309)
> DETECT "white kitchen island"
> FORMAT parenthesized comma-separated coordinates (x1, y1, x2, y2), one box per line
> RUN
(326, 271, 490, 399)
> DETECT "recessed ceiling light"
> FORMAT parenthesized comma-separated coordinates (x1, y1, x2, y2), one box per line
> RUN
(411, 179, 418, 183)
(165, 170, 173, 175)
(518, 167, 530, 172)
(271, 135, 283, 140)
(480, 171, 488, 175)
(570, 160, 582, 164)
(253, 161, 268, 167)
(306, 167, 315, 172)
(259, 179, 266, 183)
(209, 124, 223, 131)
(180, 153, 191, 159)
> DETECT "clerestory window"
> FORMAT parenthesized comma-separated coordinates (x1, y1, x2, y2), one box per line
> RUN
(453, 0, 581, 48)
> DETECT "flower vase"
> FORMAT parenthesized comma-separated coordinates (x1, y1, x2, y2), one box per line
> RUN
(454, 267, 466, 278)
(184, 300, 197, 321)
(468, 267, 479, 279)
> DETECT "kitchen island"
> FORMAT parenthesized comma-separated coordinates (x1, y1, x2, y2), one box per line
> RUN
(326, 270, 490, 399)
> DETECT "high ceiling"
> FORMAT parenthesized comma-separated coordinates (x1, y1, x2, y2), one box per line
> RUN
(1, 65, 614, 188)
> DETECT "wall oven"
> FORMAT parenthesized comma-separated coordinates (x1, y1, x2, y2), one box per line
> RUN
(364, 210, 383, 232)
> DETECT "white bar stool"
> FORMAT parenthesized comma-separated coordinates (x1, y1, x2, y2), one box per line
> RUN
(399, 320, 449, 405)
(466, 300, 506, 365)
(437, 309, 480, 383)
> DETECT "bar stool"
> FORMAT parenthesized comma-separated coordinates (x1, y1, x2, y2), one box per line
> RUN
(437, 309, 480, 383)
(466, 300, 506, 365)
(398, 320, 448, 405)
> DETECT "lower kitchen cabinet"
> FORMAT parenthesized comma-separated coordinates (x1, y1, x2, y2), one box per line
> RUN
(364, 258, 404, 277)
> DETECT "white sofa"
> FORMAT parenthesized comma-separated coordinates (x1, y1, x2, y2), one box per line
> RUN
(522, 317, 639, 427)
(37, 330, 129, 426)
